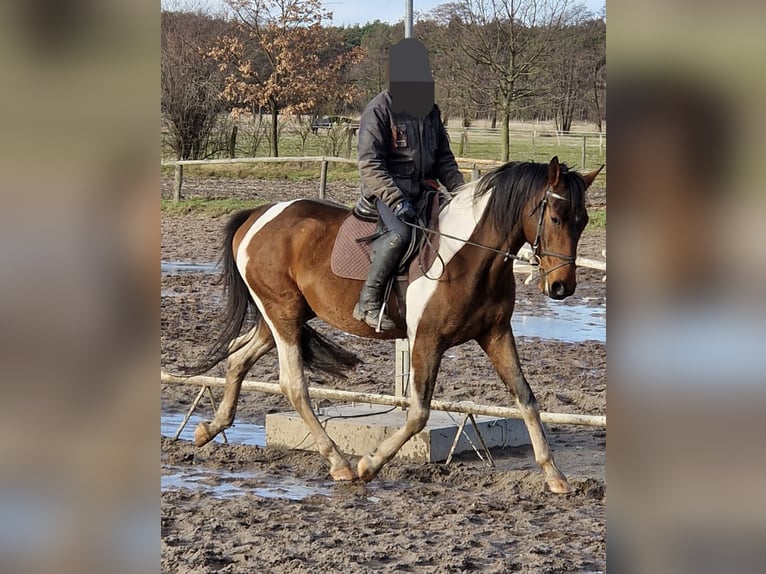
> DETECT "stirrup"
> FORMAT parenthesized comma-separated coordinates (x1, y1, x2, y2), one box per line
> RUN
(353, 303, 395, 332)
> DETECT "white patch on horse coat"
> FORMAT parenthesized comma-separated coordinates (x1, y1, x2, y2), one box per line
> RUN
(405, 183, 492, 339)
(234, 200, 300, 349)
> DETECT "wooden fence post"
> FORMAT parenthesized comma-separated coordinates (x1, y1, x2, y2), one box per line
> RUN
(471, 167, 480, 182)
(581, 135, 587, 169)
(173, 164, 183, 202)
(345, 127, 353, 159)
(228, 125, 238, 158)
(459, 130, 469, 156)
(532, 130, 536, 159)
(318, 160, 328, 199)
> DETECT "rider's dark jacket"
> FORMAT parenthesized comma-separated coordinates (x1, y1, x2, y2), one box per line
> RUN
(355, 90, 465, 218)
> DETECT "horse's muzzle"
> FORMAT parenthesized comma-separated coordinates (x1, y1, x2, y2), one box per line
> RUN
(549, 280, 572, 300)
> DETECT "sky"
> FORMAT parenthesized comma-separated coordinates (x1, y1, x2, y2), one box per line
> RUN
(188, 1, 606, 26)
(324, 1, 605, 26)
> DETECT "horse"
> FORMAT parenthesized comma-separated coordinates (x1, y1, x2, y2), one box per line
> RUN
(187, 156, 602, 494)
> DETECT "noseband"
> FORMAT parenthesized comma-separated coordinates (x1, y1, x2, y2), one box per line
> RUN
(530, 187, 576, 278)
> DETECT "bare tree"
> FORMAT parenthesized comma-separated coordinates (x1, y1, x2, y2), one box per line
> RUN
(161, 9, 229, 160)
(432, 0, 575, 161)
(350, 21, 400, 107)
(584, 17, 606, 132)
(541, 6, 605, 133)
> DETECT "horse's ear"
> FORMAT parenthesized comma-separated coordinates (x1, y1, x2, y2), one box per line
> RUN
(547, 156, 560, 187)
(583, 164, 604, 188)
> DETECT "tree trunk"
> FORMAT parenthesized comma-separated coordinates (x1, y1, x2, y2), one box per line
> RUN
(501, 108, 510, 162)
(228, 125, 237, 158)
(592, 74, 603, 133)
(561, 113, 572, 133)
(270, 103, 279, 157)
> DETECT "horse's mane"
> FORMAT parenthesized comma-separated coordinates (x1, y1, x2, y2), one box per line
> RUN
(472, 161, 587, 232)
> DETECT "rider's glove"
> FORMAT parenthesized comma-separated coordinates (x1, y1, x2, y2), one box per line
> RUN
(393, 199, 417, 223)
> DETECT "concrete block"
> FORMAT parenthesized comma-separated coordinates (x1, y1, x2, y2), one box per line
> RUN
(266, 404, 531, 463)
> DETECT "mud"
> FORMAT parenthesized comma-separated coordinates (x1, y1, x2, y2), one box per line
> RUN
(161, 177, 606, 573)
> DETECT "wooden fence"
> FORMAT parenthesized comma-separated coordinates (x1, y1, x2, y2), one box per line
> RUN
(161, 155, 359, 202)
(160, 154, 543, 201)
(161, 372, 606, 428)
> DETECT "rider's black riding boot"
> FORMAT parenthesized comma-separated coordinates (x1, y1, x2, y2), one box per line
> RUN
(353, 232, 405, 331)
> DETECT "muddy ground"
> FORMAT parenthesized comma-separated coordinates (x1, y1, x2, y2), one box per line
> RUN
(161, 177, 606, 573)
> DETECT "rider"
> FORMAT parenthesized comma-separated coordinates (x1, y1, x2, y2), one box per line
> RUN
(353, 38, 465, 331)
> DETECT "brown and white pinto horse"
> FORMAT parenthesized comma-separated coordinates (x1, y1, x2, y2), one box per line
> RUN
(189, 156, 602, 493)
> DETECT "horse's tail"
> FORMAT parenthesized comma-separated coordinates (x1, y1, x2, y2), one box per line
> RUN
(301, 324, 360, 378)
(182, 208, 360, 378)
(182, 208, 257, 377)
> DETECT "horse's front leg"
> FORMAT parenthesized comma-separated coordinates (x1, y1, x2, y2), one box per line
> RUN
(357, 337, 443, 482)
(478, 328, 571, 494)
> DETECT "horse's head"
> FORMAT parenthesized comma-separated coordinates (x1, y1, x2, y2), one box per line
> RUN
(525, 157, 603, 300)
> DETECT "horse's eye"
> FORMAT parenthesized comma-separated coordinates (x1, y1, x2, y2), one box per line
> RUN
(551, 215, 561, 225)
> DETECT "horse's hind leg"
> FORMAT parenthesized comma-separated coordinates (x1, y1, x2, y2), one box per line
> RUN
(479, 329, 571, 494)
(274, 338, 355, 481)
(194, 321, 275, 446)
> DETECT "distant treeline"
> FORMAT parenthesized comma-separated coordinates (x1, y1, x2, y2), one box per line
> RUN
(161, 1, 605, 159)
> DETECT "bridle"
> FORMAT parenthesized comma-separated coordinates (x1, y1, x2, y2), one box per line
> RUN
(529, 186, 576, 278)
(403, 184, 576, 279)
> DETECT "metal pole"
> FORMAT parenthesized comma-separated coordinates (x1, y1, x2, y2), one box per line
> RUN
(405, 0, 413, 38)
(395, 338, 410, 410)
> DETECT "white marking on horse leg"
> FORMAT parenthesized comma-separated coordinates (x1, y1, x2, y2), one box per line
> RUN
(217, 323, 274, 426)
(479, 330, 570, 494)
(233, 207, 353, 479)
(358, 379, 430, 480)
(358, 336, 439, 482)
(516, 399, 570, 493)
(274, 340, 354, 480)
(195, 323, 275, 446)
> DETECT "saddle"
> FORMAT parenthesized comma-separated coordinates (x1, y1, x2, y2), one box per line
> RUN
(331, 191, 444, 284)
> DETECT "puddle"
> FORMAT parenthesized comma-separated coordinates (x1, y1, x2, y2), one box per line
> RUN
(512, 301, 605, 343)
(162, 412, 265, 446)
(162, 465, 332, 500)
(161, 261, 218, 274)
(162, 413, 330, 500)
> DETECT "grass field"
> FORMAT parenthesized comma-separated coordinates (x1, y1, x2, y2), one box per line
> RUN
(161, 115, 607, 238)
(160, 195, 606, 230)
(162, 119, 606, 228)
(161, 119, 606, 186)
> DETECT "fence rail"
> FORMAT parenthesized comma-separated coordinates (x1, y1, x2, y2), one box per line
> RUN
(162, 156, 359, 201)
(161, 372, 606, 428)
(161, 155, 537, 201)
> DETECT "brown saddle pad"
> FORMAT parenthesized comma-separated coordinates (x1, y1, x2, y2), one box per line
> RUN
(331, 195, 442, 283)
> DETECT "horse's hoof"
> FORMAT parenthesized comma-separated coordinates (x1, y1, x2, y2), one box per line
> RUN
(193, 422, 214, 447)
(547, 477, 572, 494)
(357, 455, 378, 482)
(330, 465, 356, 482)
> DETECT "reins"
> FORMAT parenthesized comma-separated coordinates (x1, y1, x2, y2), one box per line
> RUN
(403, 185, 576, 280)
